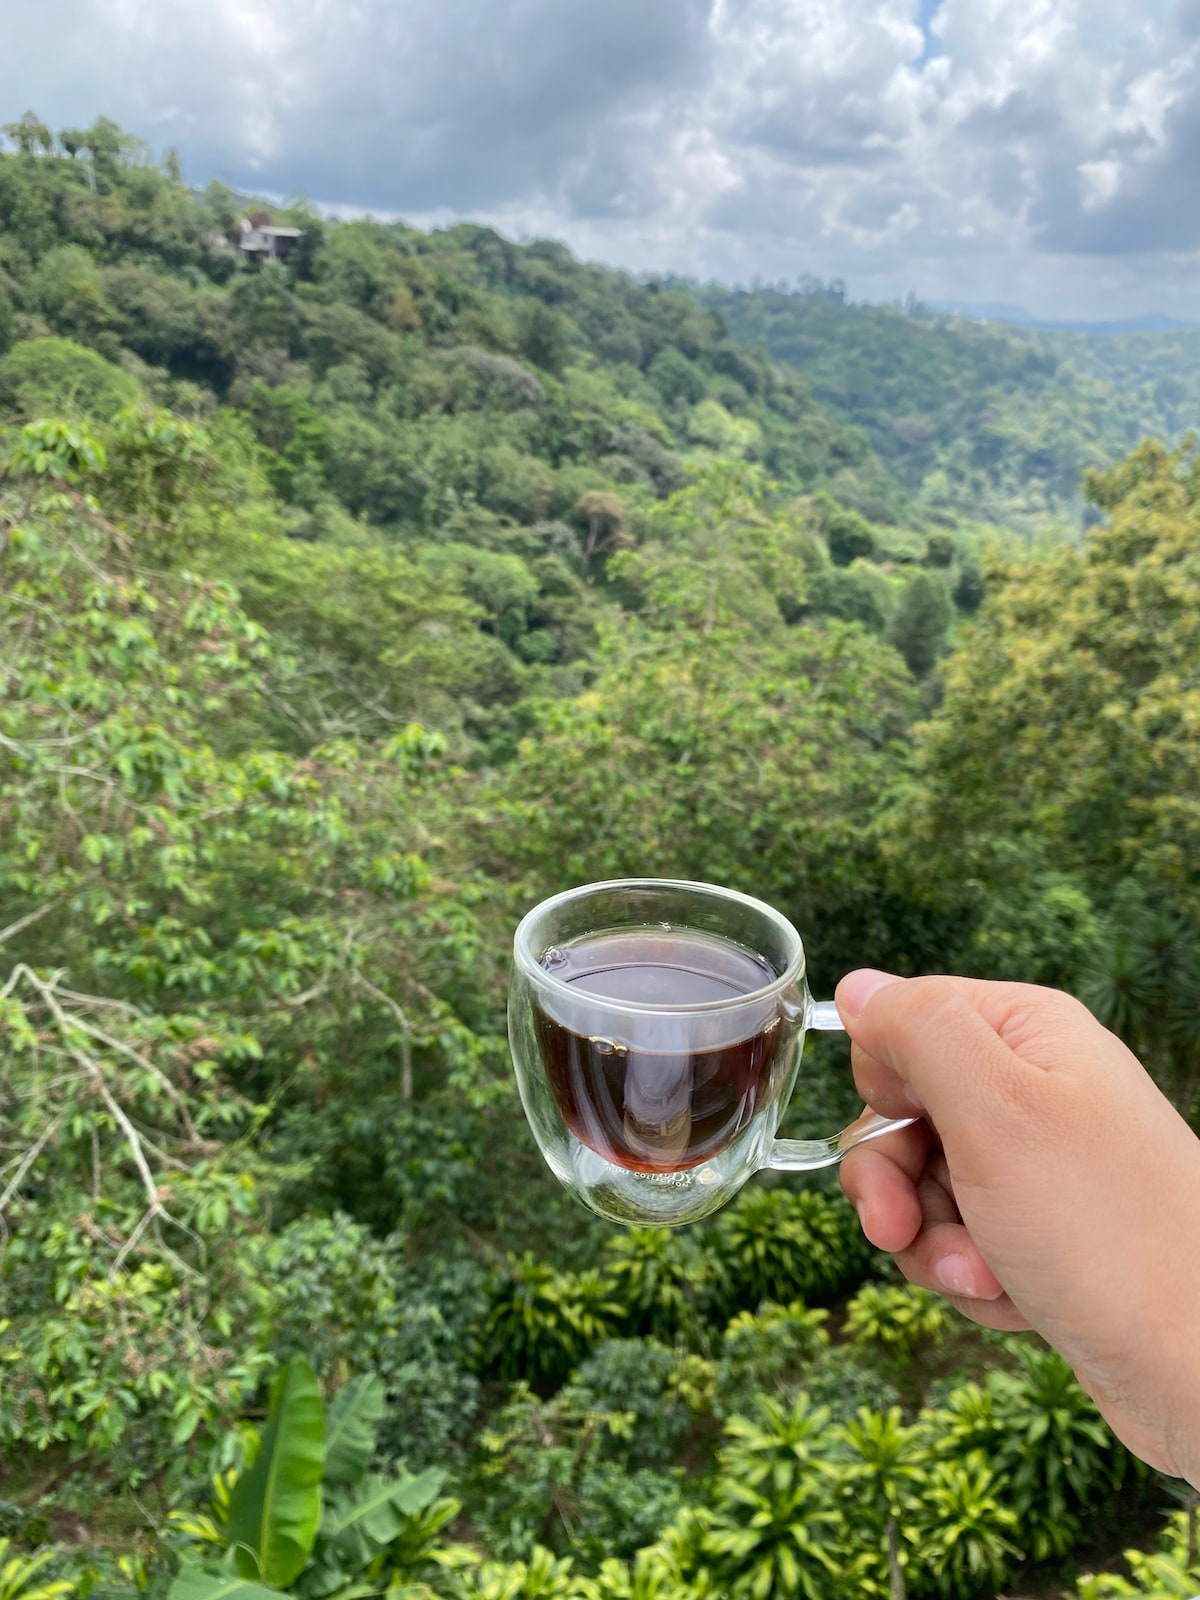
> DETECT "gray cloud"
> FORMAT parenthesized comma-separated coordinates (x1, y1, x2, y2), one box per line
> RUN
(2, 0, 1200, 317)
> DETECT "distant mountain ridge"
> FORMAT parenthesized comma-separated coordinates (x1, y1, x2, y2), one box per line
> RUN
(932, 302, 1200, 336)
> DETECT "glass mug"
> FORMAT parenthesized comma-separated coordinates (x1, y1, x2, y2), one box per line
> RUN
(508, 878, 917, 1226)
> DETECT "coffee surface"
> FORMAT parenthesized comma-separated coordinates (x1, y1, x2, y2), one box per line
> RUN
(534, 928, 782, 1172)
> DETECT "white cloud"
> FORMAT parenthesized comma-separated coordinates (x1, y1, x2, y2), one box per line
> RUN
(1, 0, 1199, 316)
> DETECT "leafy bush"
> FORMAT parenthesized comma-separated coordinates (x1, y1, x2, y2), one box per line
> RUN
(0, 335, 142, 419)
(889, 569, 953, 676)
(169, 1360, 460, 1600)
(796, 1346, 902, 1425)
(565, 1340, 695, 1469)
(482, 1257, 620, 1388)
(819, 505, 875, 567)
(805, 564, 890, 632)
(843, 1283, 948, 1358)
(714, 1299, 830, 1417)
(713, 1186, 870, 1314)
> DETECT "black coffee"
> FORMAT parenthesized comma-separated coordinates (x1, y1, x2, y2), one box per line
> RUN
(534, 928, 783, 1173)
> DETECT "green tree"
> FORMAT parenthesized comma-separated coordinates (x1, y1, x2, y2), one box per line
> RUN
(823, 504, 877, 566)
(888, 569, 953, 676)
(0, 335, 141, 417)
(895, 439, 1200, 1099)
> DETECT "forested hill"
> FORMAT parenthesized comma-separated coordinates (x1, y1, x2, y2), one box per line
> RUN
(5, 112, 1200, 1600)
(0, 116, 906, 529)
(0, 113, 979, 762)
(700, 279, 1200, 525)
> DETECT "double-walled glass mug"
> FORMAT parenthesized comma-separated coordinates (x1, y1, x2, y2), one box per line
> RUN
(508, 878, 917, 1227)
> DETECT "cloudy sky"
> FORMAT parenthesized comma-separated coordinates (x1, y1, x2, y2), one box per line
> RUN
(4, 0, 1200, 318)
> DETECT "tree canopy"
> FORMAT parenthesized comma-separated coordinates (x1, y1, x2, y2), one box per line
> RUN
(1, 114, 1198, 1600)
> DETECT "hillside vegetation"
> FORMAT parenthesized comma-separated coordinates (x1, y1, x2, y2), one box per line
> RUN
(2, 111, 1200, 1600)
(702, 279, 1200, 527)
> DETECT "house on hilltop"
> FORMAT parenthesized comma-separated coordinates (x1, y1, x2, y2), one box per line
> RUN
(234, 210, 302, 263)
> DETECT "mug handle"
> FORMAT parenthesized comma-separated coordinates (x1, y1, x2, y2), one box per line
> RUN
(767, 998, 919, 1172)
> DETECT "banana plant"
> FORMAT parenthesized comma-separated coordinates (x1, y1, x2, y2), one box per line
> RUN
(225, 1357, 325, 1586)
(169, 1361, 457, 1600)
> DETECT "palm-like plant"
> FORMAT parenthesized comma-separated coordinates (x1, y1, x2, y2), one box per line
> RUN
(988, 1343, 1125, 1561)
(602, 1228, 706, 1342)
(1078, 1554, 1200, 1598)
(455, 1545, 597, 1600)
(593, 1544, 707, 1600)
(843, 1284, 947, 1358)
(835, 1407, 925, 1576)
(483, 1256, 618, 1386)
(714, 1188, 864, 1312)
(702, 1396, 840, 1600)
(1078, 1510, 1200, 1597)
(0, 1542, 77, 1600)
(909, 1452, 1021, 1598)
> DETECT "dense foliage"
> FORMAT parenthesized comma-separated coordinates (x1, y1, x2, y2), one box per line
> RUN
(702, 279, 1200, 529)
(2, 113, 1199, 1600)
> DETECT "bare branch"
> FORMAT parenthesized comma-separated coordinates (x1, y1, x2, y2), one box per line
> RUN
(0, 1113, 64, 1212)
(350, 972, 414, 1101)
(0, 899, 64, 948)
(3, 963, 204, 1277)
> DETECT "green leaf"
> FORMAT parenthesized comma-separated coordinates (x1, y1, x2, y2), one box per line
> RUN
(224, 1357, 325, 1587)
(168, 1570, 282, 1600)
(323, 1375, 385, 1488)
(325, 1470, 445, 1547)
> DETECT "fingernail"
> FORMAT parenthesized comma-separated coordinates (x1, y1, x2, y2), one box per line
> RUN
(936, 1253, 980, 1298)
(837, 969, 903, 1018)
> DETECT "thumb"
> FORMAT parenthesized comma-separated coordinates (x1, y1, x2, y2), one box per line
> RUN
(834, 970, 1067, 1181)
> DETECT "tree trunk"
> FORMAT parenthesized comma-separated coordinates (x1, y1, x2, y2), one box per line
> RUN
(887, 1519, 907, 1600)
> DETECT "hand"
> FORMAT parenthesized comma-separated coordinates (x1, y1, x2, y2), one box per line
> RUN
(835, 969, 1200, 1485)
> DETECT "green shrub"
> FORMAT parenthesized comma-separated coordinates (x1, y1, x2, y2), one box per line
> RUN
(600, 1228, 709, 1343)
(1077, 1510, 1200, 1597)
(713, 1186, 870, 1313)
(0, 335, 140, 419)
(566, 1339, 694, 1469)
(483, 1256, 620, 1387)
(805, 565, 889, 632)
(824, 505, 878, 566)
(908, 1452, 1021, 1597)
(843, 1283, 948, 1358)
(714, 1299, 830, 1417)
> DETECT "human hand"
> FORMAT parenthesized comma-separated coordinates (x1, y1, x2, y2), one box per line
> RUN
(835, 969, 1200, 1485)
